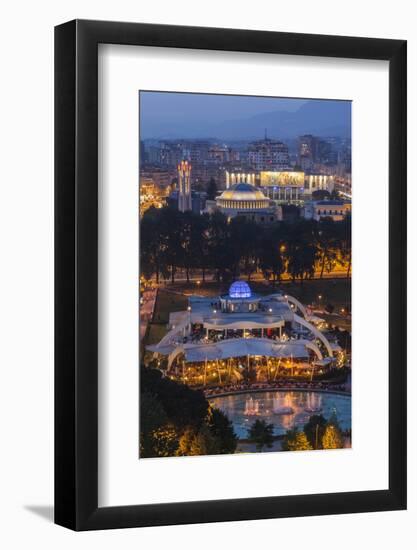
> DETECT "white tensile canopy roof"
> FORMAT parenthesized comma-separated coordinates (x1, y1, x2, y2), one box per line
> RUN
(182, 338, 309, 363)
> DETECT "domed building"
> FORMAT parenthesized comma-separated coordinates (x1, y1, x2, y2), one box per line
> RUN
(209, 182, 282, 223)
(217, 183, 270, 210)
(220, 280, 261, 313)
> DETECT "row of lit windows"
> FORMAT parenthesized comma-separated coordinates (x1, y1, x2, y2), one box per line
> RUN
(317, 209, 346, 215)
(219, 200, 269, 209)
(264, 188, 300, 197)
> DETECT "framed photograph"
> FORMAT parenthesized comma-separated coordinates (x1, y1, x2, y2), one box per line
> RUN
(55, 20, 407, 530)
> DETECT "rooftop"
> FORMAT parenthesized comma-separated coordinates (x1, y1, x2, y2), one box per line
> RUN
(314, 200, 351, 206)
(218, 183, 268, 202)
(177, 293, 293, 327)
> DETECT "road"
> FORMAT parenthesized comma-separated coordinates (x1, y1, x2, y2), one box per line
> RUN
(147, 269, 350, 285)
(139, 289, 157, 342)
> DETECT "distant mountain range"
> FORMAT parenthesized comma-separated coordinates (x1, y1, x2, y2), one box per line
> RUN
(140, 99, 351, 140)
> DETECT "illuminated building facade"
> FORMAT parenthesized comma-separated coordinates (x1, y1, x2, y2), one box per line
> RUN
(259, 171, 305, 205)
(304, 174, 335, 194)
(225, 171, 256, 188)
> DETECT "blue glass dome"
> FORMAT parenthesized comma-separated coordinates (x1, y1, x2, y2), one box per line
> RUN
(229, 280, 252, 299)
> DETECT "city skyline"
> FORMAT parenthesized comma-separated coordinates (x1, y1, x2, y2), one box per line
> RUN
(140, 92, 351, 140)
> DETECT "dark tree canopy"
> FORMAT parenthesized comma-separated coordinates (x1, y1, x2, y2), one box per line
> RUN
(207, 407, 238, 455)
(140, 205, 351, 284)
(206, 178, 218, 201)
(247, 419, 274, 452)
(140, 366, 237, 458)
(141, 365, 208, 431)
(303, 414, 328, 449)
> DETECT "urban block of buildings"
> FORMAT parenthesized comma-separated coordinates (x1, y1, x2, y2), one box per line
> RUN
(139, 133, 351, 219)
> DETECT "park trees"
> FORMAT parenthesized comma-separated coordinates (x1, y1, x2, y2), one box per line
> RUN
(285, 220, 318, 283)
(229, 217, 259, 280)
(283, 412, 344, 452)
(194, 213, 211, 282)
(159, 207, 183, 283)
(322, 411, 344, 449)
(339, 214, 352, 278)
(177, 426, 216, 456)
(139, 392, 180, 457)
(179, 210, 202, 283)
(206, 177, 218, 201)
(283, 429, 313, 451)
(303, 414, 328, 449)
(206, 211, 235, 282)
(247, 419, 274, 452)
(140, 205, 350, 284)
(258, 225, 285, 285)
(140, 209, 166, 284)
(176, 415, 237, 457)
(322, 424, 344, 449)
(207, 407, 238, 455)
(316, 218, 339, 278)
(140, 366, 237, 458)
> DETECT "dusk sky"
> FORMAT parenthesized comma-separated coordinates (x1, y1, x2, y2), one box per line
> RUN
(139, 92, 351, 140)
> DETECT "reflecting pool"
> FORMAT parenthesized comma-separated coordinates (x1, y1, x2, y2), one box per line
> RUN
(209, 391, 351, 439)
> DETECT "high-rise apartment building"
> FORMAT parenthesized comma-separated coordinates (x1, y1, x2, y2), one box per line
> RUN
(248, 138, 290, 171)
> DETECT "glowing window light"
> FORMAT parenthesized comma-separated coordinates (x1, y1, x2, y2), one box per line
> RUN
(229, 280, 252, 299)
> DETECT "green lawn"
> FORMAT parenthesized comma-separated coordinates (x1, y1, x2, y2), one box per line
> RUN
(146, 323, 168, 345)
(164, 281, 228, 297)
(279, 278, 351, 309)
(143, 289, 188, 351)
(152, 289, 189, 324)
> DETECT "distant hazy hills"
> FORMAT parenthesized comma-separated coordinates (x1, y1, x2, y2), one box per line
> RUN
(140, 99, 351, 140)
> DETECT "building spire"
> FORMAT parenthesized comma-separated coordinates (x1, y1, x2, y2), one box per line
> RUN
(177, 160, 192, 212)
(264, 128, 268, 140)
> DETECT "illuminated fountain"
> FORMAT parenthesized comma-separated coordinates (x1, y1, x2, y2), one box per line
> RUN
(244, 396, 260, 416)
(272, 394, 294, 415)
(304, 392, 322, 413)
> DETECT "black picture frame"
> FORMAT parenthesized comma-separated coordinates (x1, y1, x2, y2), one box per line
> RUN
(55, 19, 407, 531)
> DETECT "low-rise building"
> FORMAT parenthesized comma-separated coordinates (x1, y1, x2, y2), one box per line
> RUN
(303, 199, 351, 221)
